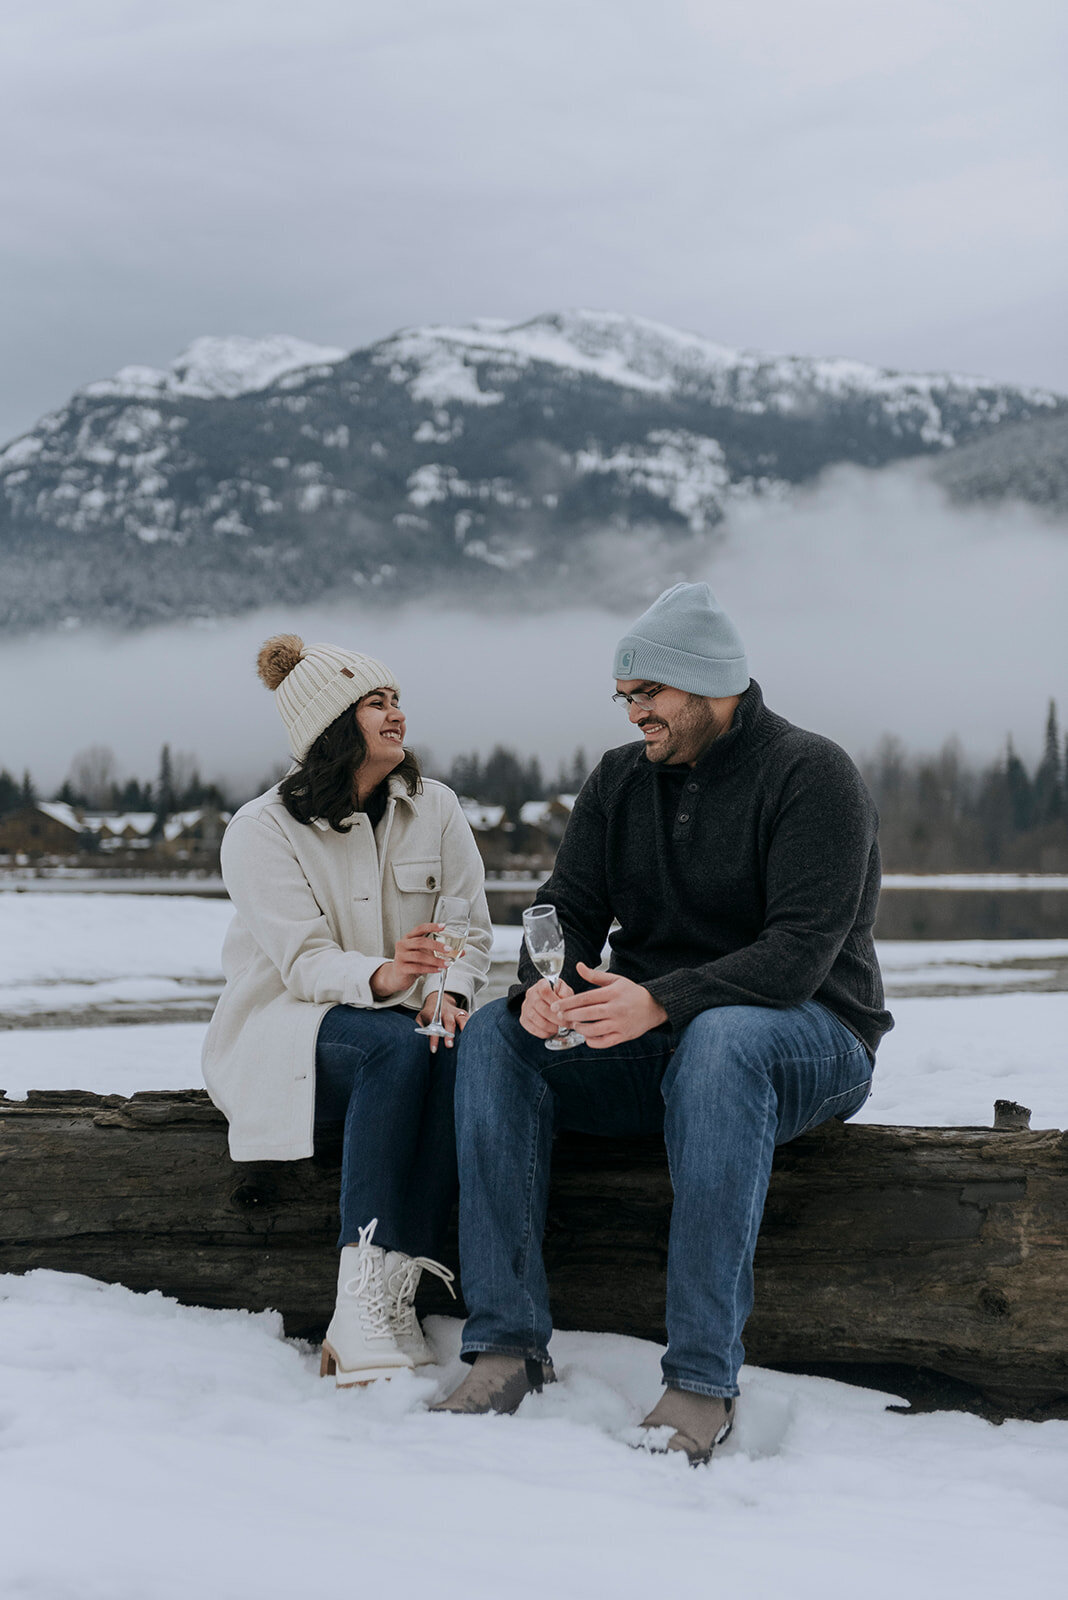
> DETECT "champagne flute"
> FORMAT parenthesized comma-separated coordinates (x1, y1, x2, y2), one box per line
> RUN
(414, 894, 470, 1038)
(522, 904, 584, 1051)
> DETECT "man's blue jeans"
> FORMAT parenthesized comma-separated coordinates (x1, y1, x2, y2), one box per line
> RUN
(454, 998, 872, 1397)
(314, 1004, 458, 1259)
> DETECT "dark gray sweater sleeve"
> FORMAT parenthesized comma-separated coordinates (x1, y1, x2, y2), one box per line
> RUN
(642, 747, 879, 1031)
(508, 771, 614, 1006)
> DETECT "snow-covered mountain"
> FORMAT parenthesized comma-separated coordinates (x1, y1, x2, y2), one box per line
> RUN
(81, 334, 347, 404)
(929, 411, 1068, 512)
(1, 311, 1063, 630)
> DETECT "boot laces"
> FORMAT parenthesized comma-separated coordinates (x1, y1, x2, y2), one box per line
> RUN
(389, 1254, 456, 1337)
(342, 1219, 392, 1341)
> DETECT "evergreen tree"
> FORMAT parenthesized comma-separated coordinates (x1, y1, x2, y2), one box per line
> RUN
(1004, 738, 1033, 833)
(1032, 700, 1063, 824)
(974, 758, 1013, 867)
(153, 744, 177, 833)
(19, 769, 36, 807)
(525, 756, 545, 802)
(0, 768, 20, 815)
(480, 746, 532, 818)
(554, 746, 590, 794)
(446, 751, 483, 798)
(114, 777, 154, 811)
(53, 779, 84, 807)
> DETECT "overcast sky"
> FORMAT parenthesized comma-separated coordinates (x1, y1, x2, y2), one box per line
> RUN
(1, 0, 1065, 442)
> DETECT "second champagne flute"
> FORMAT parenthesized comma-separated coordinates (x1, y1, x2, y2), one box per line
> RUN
(414, 895, 470, 1038)
(522, 904, 584, 1051)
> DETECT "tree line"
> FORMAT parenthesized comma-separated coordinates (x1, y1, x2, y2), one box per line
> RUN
(2, 706, 1067, 871)
(0, 743, 228, 828)
(860, 701, 1068, 872)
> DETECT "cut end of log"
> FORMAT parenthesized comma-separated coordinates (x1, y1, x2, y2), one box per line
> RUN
(993, 1100, 1032, 1131)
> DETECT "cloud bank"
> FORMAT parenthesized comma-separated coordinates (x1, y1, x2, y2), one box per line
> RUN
(3, 467, 1065, 795)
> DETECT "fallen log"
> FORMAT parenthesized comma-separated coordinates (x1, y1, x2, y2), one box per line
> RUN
(1, 1089, 1065, 1417)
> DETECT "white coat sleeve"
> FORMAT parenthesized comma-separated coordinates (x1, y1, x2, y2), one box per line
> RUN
(419, 791, 493, 1009)
(221, 814, 386, 1007)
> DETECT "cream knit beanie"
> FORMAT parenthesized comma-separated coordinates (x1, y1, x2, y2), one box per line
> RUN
(256, 634, 400, 760)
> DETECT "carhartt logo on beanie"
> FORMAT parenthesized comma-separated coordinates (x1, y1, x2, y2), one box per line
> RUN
(613, 583, 749, 697)
(256, 634, 399, 760)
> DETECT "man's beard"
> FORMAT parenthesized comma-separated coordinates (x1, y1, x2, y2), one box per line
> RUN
(639, 700, 724, 764)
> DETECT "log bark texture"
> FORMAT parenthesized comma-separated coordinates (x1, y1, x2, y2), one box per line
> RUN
(1, 1089, 1065, 1416)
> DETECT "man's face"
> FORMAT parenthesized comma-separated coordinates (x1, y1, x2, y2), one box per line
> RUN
(614, 679, 736, 766)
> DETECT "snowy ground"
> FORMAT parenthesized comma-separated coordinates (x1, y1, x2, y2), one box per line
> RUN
(2, 1275, 1066, 1600)
(1, 892, 1067, 1594)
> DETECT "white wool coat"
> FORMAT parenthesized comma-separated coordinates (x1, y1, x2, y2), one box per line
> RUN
(202, 776, 492, 1162)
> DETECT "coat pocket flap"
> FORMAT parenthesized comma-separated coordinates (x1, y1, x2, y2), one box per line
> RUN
(392, 858, 443, 894)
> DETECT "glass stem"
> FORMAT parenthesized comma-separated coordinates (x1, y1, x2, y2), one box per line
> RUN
(548, 974, 567, 1038)
(429, 968, 447, 1029)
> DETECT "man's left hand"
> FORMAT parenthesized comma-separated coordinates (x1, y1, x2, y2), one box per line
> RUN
(551, 963, 668, 1049)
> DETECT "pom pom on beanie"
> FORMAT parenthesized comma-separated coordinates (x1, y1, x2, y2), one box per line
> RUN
(257, 634, 305, 691)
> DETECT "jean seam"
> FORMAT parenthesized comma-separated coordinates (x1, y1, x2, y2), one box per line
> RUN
(521, 1077, 550, 1349)
(763, 1038, 867, 1070)
(726, 1068, 774, 1370)
(490, 1006, 556, 1353)
(797, 1076, 872, 1136)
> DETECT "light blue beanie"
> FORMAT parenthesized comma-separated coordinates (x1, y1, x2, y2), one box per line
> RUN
(613, 583, 750, 697)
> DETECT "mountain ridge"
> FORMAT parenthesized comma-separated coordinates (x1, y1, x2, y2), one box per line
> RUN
(2, 310, 1064, 632)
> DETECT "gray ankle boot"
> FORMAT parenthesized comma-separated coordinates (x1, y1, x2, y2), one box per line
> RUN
(430, 1353, 554, 1415)
(638, 1388, 735, 1465)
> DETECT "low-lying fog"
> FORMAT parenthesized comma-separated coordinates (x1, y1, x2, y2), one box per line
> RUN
(5, 465, 1067, 794)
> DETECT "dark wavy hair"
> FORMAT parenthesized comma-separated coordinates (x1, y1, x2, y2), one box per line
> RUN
(279, 702, 421, 832)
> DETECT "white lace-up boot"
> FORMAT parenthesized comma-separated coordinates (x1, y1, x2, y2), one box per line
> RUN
(320, 1220, 414, 1387)
(384, 1250, 457, 1366)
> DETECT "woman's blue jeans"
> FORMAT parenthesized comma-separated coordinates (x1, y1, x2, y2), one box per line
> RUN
(314, 1004, 458, 1259)
(453, 998, 872, 1397)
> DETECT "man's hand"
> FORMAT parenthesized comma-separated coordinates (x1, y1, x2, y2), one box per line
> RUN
(416, 992, 470, 1053)
(551, 962, 667, 1048)
(371, 922, 455, 999)
(519, 976, 576, 1039)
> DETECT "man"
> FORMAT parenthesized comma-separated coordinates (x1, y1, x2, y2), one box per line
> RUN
(432, 583, 892, 1463)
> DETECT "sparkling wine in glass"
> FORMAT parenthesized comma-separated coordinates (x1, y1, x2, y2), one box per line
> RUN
(522, 904, 584, 1051)
(414, 895, 469, 1038)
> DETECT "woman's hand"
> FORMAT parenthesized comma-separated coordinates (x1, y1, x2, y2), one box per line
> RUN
(370, 922, 452, 999)
(416, 993, 470, 1054)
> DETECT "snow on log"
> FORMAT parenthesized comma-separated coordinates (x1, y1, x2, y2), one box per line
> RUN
(1, 1089, 1065, 1416)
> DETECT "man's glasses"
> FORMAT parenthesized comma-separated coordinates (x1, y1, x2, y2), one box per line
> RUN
(611, 686, 665, 710)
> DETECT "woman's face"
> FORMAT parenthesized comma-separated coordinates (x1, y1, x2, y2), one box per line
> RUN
(355, 687, 406, 771)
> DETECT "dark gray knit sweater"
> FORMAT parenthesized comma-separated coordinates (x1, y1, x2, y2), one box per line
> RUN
(510, 681, 893, 1058)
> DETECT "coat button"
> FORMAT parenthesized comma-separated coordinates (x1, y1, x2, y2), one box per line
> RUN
(678, 813, 690, 823)
(427, 875, 436, 888)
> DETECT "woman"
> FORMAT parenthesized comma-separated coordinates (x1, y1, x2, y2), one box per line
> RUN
(202, 633, 492, 1386)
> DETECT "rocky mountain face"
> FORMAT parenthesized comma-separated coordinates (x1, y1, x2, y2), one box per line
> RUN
(1, 312, 1063, 631)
